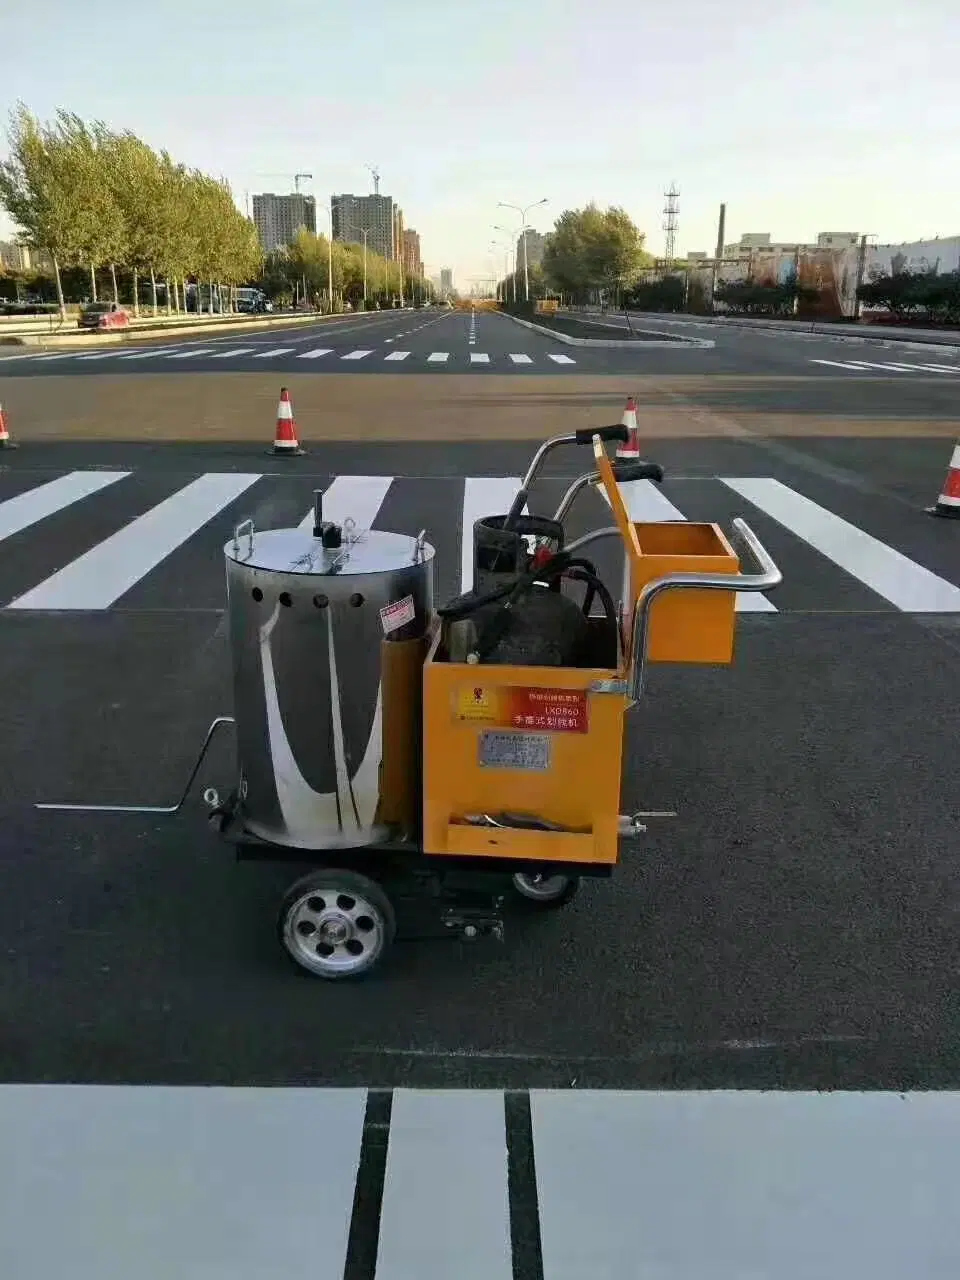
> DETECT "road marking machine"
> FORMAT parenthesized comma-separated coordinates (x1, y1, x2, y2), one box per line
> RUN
(39, 426, 782, 979)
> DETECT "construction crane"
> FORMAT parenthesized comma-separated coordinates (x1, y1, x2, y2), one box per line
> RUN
(367, 165, 381, 195)
(254, 172, 314, 194)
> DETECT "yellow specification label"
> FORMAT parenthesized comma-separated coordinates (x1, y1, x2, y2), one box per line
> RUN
(454, 685, 503, 723)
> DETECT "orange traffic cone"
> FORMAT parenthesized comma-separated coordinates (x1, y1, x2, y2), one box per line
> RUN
(616, 396, 640, 459)
(0, 403, 16, 450)
(927, 441, 960, 519)
(270, 387, 304, 457)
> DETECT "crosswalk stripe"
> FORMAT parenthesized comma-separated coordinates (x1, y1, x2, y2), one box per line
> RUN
(601, 479, 778, 613)
(461, 477, 522, 593)
(427, 352, 449, 362)
(377, 1090, 511, 1280)
(296, 347, 333, 360)
(252, 347, 294, 357)
(878, 362, 960, 374)
(7, 473, 262, 611)
(547, 353, 576, 364)
(384, 350, 411, 361)
(165, 347, 217, 359)
(508, 353, 532, 363)
(470, 352, 490, 364)
(845, 361, 919, 372)
(26, 352, 77, 361)
(210, 347, 256, 358)
(811, 359, 871, 370)
(75, 350, 131, 361)
(723, 477, 960, 612)
(0, 471, 129, 543)
(297, 474, 393, 531)
(117, 347, 178, 359)
(341, 349, 373, 360)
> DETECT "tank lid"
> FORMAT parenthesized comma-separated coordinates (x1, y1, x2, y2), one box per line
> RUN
(224, 526, 433, 576)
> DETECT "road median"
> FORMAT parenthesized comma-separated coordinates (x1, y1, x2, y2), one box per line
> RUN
(500, 310, 714, 349)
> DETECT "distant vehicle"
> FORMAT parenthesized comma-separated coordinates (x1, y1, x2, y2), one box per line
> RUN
(78, 302, 130, 331)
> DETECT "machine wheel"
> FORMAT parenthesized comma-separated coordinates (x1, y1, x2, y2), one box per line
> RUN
(278, 869, 396, 980)
(511, 871, 580, 908)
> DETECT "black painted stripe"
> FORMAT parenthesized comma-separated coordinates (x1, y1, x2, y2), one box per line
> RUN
(343, 1088, 393, 1280)
(505, 1089, 545, 1280)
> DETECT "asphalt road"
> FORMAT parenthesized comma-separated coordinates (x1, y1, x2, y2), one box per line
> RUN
(5, 304, 960, 381)
(1, 430, 958, 1094)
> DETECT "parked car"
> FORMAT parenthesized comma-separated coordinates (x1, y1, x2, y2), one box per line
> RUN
(78, 302, 131, 331)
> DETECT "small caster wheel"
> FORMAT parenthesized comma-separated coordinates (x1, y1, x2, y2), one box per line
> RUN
(278, 869, 396, 980)
(511, 871, 580, 908)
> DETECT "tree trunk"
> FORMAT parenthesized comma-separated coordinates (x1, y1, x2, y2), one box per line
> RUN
(132, 266, 140, 317)
(89, 263, 98, 302)
(109, 263, 119, 305)
(150, 268, 158, 315)
(53, 254, 67, 323)
(173, 279, 180, 313)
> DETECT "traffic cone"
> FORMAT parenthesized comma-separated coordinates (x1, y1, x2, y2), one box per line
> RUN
(0, 403, 16, 450)
(616, 396, 640, 459)
(927, 441, 960, 519)
(270, 387, 304, 457)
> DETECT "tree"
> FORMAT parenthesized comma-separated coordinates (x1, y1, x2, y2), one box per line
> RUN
(542, 204, 651, 303)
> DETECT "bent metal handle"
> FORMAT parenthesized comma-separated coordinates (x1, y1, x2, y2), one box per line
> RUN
(505, 426, 632, 532)
(627, 518, 782, 702)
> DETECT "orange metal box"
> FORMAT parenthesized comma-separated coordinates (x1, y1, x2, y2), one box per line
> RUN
(421, 631, 628, 866)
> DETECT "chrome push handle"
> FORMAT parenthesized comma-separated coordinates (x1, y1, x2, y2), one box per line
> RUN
(232, 518, 255, 560)
(626, 518, 781, 702)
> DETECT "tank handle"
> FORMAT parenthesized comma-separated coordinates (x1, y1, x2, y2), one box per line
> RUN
(414, 529, 427, 563)
(232, 518, 255, 560)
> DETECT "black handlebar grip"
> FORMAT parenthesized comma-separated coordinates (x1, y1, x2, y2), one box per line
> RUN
(574, 424, 629, 445)
(611, 460, 664, 484)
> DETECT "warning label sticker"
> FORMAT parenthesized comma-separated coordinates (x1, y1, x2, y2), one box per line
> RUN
(479, 731, 551, 772)
(454, 685, 588, 733)
(379, 594, 416, 635)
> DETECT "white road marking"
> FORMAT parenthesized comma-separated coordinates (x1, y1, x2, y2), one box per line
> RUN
(508, 353, 532, 363)
(470, 352, 490, 364)
(8, 472, 262, 611)
(810, 359, 873, 371)
(117, 347, 179, 360)
(427, 352, 449, 362)
(165, 347, 217, 359)
(601, 479, 777, 613)
(722, 477, 960, 612)
(210, 347, 257, 358)
(384, 351, 411, 361)
(341, 350, 373, 360)
(298, 475, 393, 531)
(252, 347, 295, 357)
(296, 348, 333, 360)
(547, 353, 576, 364)
(0, 472, 129, 544)
(461, 477, 522, 593)
(74, 350, 130, 361)
(377, 1091, 511, 1280)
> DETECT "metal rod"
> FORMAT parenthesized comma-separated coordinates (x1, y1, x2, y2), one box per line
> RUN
(553, 470, 599, 523)
(35, 716, 236, 814)
(564, 525, 620, 554)
(628, 518, 781, 702)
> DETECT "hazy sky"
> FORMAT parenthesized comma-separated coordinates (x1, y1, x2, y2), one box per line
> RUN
(3, 0, 958, 285)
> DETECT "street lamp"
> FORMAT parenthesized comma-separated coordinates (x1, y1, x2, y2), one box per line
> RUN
(492, 226, 519, 302)
(497, 198, 547, 301)
(361, 230, 368, 308)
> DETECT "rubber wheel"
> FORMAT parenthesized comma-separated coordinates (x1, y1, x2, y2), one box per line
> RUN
(511, 871, 580, 908)
(277, 868, 396, 980)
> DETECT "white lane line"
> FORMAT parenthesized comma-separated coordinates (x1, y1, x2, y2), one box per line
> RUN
(461, 477, 522, 594)
(470, 352, 490, 364)
(427, 352, 449, 362)
(601, 479, 777, 613)
(0, 1084, 367, 1280)
(8, 472, 262, 611)
(722, 477, 960, 612)
(210, 347, 257, 358)
(508, 353, 532, 364)
(0, 472, 129, 544)
(341, 350, 373, 361)
(298, 475, 393, 531)
(252, 347, 295, 358)
(383, 351, 411, 361)
(23, 352, 79, 362)
(547, 353, 576, 364)
(296, 348, 333, 360)
(165, 347, 217, 359)
(117, 347, 179, 360)
(810, 359, 875, 371)
(74, 350, 131, 361)
(376, 1091, 511, 1280)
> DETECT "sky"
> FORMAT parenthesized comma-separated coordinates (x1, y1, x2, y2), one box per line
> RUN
(3, 0, 959, 286)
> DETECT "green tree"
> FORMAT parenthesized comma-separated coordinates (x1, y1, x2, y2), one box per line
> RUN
(542, 204, 651, 303)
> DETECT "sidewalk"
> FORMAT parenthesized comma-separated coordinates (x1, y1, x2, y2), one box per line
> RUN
(1, 1084, 957, 1278)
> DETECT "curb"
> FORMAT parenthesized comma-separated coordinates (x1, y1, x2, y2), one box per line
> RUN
(587, 311, 960, 356)
(500, 311, 714, 350)
(0, 311, 375, 350)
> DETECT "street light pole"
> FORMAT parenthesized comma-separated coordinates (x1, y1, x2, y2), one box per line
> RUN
(362, 230, 368, 308)
(327, 197, 334, 312)
(497, 198, 547, 302)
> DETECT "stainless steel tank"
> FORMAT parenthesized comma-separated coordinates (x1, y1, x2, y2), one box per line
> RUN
(224, 508, 435, 850)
